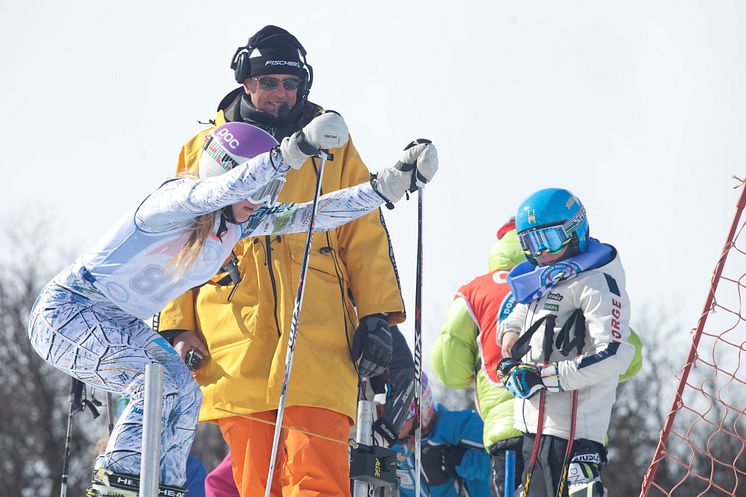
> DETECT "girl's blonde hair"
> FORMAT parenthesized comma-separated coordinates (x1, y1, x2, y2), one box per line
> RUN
(171, 211, 219, 276)
(170, 172, 220, 276)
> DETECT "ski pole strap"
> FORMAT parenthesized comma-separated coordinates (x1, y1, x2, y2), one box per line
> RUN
(71, 378, 85, 409)
(397, 138, 433, 193)
(510, 314, 557, 361)
(216, 250, 242, 286)
(554, 308, 586, 357)
(70, 379, 101, 418)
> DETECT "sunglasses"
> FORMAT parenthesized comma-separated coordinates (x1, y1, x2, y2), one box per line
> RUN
(253, 76, 301, 91)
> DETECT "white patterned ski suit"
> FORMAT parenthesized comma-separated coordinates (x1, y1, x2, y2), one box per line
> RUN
(27, 150, 389, 486)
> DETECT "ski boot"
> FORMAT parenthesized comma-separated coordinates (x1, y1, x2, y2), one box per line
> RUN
(86, 469, 186, 497)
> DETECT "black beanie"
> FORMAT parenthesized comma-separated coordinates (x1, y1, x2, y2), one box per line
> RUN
(247, 25, 304, 78)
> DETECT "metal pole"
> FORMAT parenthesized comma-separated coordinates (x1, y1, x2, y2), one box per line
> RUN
(353, 390, 375, 497)
(140, 363, 164, 497)
(263, 152, 328, 497)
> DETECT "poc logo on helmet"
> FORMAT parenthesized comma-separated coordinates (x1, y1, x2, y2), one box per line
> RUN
(215, 128, 241, 150)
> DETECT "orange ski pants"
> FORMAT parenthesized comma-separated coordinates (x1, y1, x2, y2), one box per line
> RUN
(218, 406, 352, 497)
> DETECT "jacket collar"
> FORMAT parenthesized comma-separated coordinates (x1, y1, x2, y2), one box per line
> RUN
(507, 238, 616, 304)
(217, 87, 322, 140)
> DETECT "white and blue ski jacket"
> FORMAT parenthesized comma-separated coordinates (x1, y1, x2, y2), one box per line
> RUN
(497, 252, 635, 444)
(63, 150, 388, 320)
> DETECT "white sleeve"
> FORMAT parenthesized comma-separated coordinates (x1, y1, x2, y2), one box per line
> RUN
(239, 182, 387, 238)
(558, 272, 636, 391)
(496, 302, 528, 343)
(136, 150, 288, 232)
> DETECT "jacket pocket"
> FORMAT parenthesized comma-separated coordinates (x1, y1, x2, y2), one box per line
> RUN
(286, 231, 349, 284)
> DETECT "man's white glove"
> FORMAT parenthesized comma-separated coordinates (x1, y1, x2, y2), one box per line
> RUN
(280, 111, 349, 169)
(373, 140, 438, 203)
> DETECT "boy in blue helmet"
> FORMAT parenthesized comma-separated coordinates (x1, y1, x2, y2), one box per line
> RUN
(496, 188, 636, 497)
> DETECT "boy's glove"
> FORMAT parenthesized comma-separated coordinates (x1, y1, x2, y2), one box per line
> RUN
(496, 357, 522, 384)
(498, 359, 562, 399)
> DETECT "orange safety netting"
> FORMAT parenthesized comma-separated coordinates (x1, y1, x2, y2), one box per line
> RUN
(640, 180, 746, 497)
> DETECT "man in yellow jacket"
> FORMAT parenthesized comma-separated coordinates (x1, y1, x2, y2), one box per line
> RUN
(158, 25, 406, 497)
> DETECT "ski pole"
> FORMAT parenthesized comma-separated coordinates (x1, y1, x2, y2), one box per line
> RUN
(504, 449, 516, 497)
(407, 139, 432, 497)
(60, 379, 101, 497)
(555, 392, 578, 497)
(515, 316, 556, 497)
(554, 310, 585, 497)
(60, 379, 84, 497)
(263, 151, 328, 497)
(414, 187, 424, 497)
(106, 392, 116, 435)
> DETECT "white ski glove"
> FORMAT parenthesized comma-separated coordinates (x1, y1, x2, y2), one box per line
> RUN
(280, 111, 349, 169)
(373, 140, 438, 204)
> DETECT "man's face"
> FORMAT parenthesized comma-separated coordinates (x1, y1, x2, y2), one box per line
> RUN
(243, 74, 300, 117)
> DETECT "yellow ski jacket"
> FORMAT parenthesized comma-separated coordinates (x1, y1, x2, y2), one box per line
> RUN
(159, 98, 405, 422)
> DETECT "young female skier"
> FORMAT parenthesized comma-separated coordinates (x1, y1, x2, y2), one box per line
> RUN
(27, 112, 438, 496)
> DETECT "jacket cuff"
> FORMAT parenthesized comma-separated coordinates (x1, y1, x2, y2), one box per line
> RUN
(160, 329, 189, 345)
(495, 325, 519, 345)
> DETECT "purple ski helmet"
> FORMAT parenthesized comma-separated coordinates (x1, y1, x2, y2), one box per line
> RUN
(199, 122, 278, 178)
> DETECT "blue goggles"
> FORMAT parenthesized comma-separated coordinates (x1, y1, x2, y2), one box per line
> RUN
(519, 208, 585, 256)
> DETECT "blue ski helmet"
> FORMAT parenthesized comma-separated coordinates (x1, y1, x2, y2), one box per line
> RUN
(515, 188, 589, 264)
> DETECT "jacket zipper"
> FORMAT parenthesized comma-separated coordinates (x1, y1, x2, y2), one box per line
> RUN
(265, 235, 282, 338)
(227, 282, 239, 302)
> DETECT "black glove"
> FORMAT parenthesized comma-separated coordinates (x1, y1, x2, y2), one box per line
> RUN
(352, 314, 393, 378)
(421, 444, 467, 486)
(498, 360, 561, 399)
(496, 357, 522, 384)
(373, 368, 415, 445)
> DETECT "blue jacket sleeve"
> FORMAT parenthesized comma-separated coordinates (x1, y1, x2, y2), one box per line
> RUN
(429, 404, 490, 482)
(185, 454, 208, 497)
(456, 447, 491, 483)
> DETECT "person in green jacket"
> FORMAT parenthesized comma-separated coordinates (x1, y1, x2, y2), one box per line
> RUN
(432, 219, 643, 497)
(432, 218, 527, 497)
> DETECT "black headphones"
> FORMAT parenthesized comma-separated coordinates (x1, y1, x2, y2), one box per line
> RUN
(230, 27, 314, 101)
